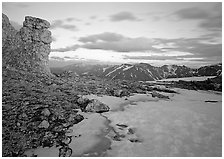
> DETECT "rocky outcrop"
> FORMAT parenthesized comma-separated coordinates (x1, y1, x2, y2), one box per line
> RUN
(2, 14, 84, 157)
(2, 13, 52, 75)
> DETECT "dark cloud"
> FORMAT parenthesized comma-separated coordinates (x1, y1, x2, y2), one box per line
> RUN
(65, 17, 82, 22)
(10, 21, 22, 31)
(90, 16, 97, 19)
(123, 55, 183, 61)
(79, 32, 221, 61)
(60, 24, 77, 31)
(154, 38, 222, 59)
(85, 22, 91, 25)
(79, 32, 158, 52)
(51, 45, 79, 52)
(79, 32, 124, 43)
(50, 20, 78, 31)
(174, 7, 210, 20)
(110, 11, 141, 22)
(199, 14, 221, 31)
(173, 5, 222, 31)
(65, 17, 74, 22)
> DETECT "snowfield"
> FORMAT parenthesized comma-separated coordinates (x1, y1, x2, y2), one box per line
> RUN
(91, 89, 222, 157)
(25, 89, 222, 157)
(156, 76, 216, 82)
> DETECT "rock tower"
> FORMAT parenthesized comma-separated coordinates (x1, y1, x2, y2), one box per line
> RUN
(2, 14, 52, 75)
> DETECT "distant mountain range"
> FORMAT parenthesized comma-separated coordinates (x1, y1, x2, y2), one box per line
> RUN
(50, 63, 222, 81)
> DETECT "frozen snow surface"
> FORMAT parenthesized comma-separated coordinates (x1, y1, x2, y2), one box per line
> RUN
(98, 89, 222, 157)
(25, 89, 222, 157)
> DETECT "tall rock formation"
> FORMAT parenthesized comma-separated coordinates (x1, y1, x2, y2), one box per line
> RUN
(2, 13, 52, 75)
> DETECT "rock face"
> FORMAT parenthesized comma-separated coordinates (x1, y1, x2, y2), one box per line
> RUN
(2, 14, 52, 75)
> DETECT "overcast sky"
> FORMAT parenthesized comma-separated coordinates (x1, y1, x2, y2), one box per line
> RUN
(2, 2, 222, 67)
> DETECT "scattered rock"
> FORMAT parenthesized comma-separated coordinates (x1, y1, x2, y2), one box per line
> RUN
(127, 128, 135, 134)
(41, 108, 51, 117)
(112, 135, 122, 141)
(129, 138, 142, 143)
(59, 146, 72, 157)
(61, 136, 72, 145)
(38, 120, 50, 129)
(205, 100, 218, 103)
(116, 124, 128, 128)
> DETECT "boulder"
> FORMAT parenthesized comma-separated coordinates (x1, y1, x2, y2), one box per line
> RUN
(38, 120, 50, 129)
(77, 96, 90, 111)
(86, 99, 110, 113)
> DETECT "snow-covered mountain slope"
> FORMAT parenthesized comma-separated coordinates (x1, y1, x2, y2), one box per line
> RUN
(50, 63, 222, 81)
(101, 63, 197, 81)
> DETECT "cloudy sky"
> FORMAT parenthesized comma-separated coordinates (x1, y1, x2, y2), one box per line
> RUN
(2, 2, 222, 67)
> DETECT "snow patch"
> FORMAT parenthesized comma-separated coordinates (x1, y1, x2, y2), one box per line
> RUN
(123, 66, 133, 71)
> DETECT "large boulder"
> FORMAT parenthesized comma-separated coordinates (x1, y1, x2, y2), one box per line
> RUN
(86, 99, 110, 113)
(77, 96, 90, 111)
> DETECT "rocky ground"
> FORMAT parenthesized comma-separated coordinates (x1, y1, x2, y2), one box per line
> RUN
(2, 66, 222, 157)
(2, 64, 166, 156)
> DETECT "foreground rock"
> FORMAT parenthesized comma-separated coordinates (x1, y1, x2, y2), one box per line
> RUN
(86, 99, 110, 113)
(77, 96, 110, 113)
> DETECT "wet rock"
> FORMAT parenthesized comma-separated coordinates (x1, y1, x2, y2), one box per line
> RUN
(86, 99, 110, 113)
(38, 120, 50, 129)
